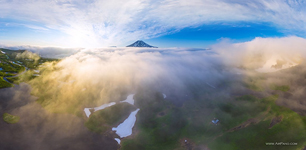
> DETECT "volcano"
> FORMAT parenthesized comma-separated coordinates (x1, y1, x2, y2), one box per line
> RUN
(126, 40, 157, 48)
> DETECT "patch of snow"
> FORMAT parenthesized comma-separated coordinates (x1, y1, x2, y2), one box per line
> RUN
(114, 138, 121, 144)
(112, 109, 140, 138)
(34, 70, 40, 73)
(84, 102, 116, 118)
(94, 102, 116, 112)
(84, 108, 92, 118)
(120, 94, 135, 105)
(162, 93, 166, 98)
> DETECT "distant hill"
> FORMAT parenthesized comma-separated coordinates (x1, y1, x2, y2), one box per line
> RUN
(126, 40, 157, 48)
(0, 48, 26, 54)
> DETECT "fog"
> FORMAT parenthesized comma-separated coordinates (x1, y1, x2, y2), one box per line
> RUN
(2, 36, 306, 149)
(213, 36, 306, 71)
(0, 83, 118, 150)
(29, 46, 228, 111)
(29, 36, 306, 107)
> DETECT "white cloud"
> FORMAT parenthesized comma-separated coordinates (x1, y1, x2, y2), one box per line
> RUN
(0, 0, 306, 47)
(213, 36, 306, 72)
(3, 23, 49, 31)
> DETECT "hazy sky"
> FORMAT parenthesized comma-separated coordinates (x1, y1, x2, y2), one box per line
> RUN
(0, 0, 305, 48)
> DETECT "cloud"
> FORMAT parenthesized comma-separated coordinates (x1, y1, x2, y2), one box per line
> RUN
(0, 83, 119, 150)
(0, 0, 306, 47)
(0, 44, 82, 58)
(23, 36, 306, 112)
(21, 24, 49, 31)
(1, 22, 49, 31)
(27, 45, 230, 112)
(213, 36, 306, 72)
(3, 37, 306, 149)
(15, 50, 40, 61)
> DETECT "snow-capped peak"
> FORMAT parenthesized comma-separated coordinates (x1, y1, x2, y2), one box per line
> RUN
(126, 40, 157, 48)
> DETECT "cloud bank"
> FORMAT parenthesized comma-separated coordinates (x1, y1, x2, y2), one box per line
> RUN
(23, 36, 306, 115)
(1, 0, 306, 47)
(2, 36, 306, 149)
(0, 44, 82, 58)
(214, 36, 306, 72)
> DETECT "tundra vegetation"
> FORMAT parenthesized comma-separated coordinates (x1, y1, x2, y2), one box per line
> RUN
(1, 47, 306, 150)
(2, 113, 20, 124)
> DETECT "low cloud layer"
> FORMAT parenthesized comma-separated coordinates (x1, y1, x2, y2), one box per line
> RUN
(30, 37, 306, 115)
(29, 46, 227, 112)
(214, 36, 306, 72)
(26, 36, 306, 112)
(0, 45, 82, 58)
(2, 36, 306, 149)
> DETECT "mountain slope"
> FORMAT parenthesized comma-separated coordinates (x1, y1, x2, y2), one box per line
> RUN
(126, 40, 157, 48)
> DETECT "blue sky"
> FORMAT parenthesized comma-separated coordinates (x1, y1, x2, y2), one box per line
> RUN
(146, 22, 287, 48)
(0, 19, 288, 48)
(0, 18, 64, 46)
(0, 0, 305, 48)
